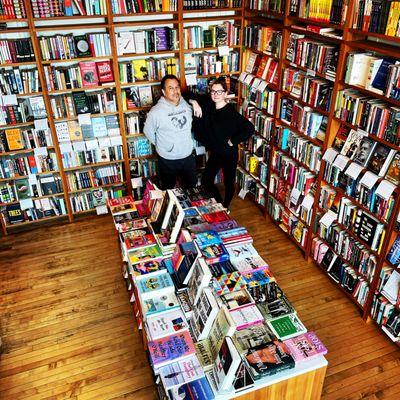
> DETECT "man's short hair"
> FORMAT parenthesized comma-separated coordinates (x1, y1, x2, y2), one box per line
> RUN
(161, 74, 180, 90)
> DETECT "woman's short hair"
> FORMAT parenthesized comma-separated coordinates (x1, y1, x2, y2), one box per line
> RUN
(210, 77, 228, 92)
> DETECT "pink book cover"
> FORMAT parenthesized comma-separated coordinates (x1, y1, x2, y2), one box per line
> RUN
(148, 330, 195, 368)
(284, 332, 327, 363)
(79, 61, 99, 87)
(107, 195, 135, 207)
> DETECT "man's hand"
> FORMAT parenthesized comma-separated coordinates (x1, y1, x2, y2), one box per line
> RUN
(190, 100, 203, 118)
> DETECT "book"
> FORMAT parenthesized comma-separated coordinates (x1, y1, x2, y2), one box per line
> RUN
(366, 144, 396, 177)
(186, 258, 212, 306)
(212, 271, 246, 296)
(4, 129, 23, 150)
(244, 340, 295, 380)
(141, 292, 180, 317)
(352, 137, 376, 167)
(267, 313, 307, 340)
(146, 309, 189, 341)
(233, 322, 277, 355)
(159, 355, 204, 390)
(136, 270, 174, 300)
(387, 236, 400, 266)
(79, 61, 99, 87)
(257, 294, 296, 320)
(128, 244, 163, 266)
(229, 304, 264, 330)
(284, 332, 327, 363)
(385, 153, 400, 186)
(96, 60, 114, 83)
(148, 330, 195, 371)
(207, 336, 242, 393)
(167, 377, 215, 400)
(219, 288, 254, 311)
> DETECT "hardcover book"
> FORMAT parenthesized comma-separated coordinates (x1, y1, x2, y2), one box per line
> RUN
(96, 60, 114, 83)
(229, 304, 264, 330)
(79, 61, 99, 87)
(284, 331, 327, 363)
(128, 244, 163, 265)
(385, 153, 400, 186)
(141, 292, 180, 317)
(220, 288, 255, 311)
(233, 322, 277, 355)
(136, 270, 175, 300)
(213, 272, 246, 295)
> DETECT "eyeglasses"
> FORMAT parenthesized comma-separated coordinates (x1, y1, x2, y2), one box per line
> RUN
(210, 90, 225, 95)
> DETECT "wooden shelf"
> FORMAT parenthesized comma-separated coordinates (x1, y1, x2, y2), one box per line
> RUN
(0, 121, 34, 129)
(117, 50, 179, 58)
(35, 23, 108, 31)
(183, 7, 243, 13)
(113, 11, 178, 17)
(288, 15, 344, 30)
(275, 118, 324, 147)
(53, 112, 118, 122)
(0, 170, 60, 182)
(0, 192, 65, 207)
(33, 15, 107, 22)
(120, 80, 161, 88)
(41, 56, 113, 65)
(68, 181, 126, 194)
(48, 84, 116, 94)
(4, 214, 68, 228)
(0, 146, 55, 156)
(0, 61, 36, 67)
(288, 25, 342, 43)
(244, 46, 280, 61)
(349, 29, 400, 45)
(346, 39, 400, 59)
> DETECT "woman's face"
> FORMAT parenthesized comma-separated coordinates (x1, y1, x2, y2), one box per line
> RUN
(210, 83, 227, 103)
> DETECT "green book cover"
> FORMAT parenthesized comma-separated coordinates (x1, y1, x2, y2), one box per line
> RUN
(267, 314, 307, 340)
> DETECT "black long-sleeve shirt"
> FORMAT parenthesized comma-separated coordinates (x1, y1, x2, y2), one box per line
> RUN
(188, 94, 255, 156)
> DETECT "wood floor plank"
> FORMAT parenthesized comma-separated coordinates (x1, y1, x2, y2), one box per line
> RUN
(1, 197, 399, 400)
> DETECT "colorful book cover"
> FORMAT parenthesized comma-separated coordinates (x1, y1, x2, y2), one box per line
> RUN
(194, 230, 222, 248)
(284, 332, 327, 363)
(5, 128, 23, 150)
(213, 272, 246, 295)
(159, 355, 204, 390)
(200, 243, 229, 264)
(79, 61, 99, 87)
(229, 304, 264, 330)
(148, 330, 195, 369)
(242, 267, 275, 288)
(123, 230, 156, 251)
(233, 322, 277, 355)
(128, 244, 163, 265)
(267, 313, 307, 340)
(146, 309, 189, 341)
(220, 288, 255, 311)
(244, 340, 295, 380)
(167, 377, 215, 400)
(131, 258, 166, 276)
(109, 196, 137, 215)
(96, 60, 114, 83)
(136, 270, 174, 300)
(257, 295, 295, 321)
(115, 218, 147, 233)
(141, 292, 180, 317)
(203, 210, 231, 223)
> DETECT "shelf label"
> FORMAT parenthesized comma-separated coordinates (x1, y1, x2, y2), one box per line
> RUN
(150, 190, 163, 200)
(2, 94, 18, 106)
(34, 147, 48, 157)
(20, 198, 34, 210)
(131, 177, 143, 188)
(185, 74, 197, 86)
(96, 205, 108, 215)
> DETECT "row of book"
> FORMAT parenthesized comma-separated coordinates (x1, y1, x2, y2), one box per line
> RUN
(55, 115, 120, 142)
(183, 0, 241, 10)
(0, 127, 52, 153)
(2, 196, 67, 225)
(0, 0, 26, 19)
(65, 164, 123, 191)
(31, 0, 108, 18)
(0, 67, 40, 95)
(312, 237, 371, 306)
(127, 136, 153, 158)
(38, 33, 111, 61)
(0, 174, 62, 204)
(69, 186, 121, 213)
(130, 157, 157, 179)
(245, 52, 279, 85)
(108, 182, 327, 398)
(352, 0, 400, 36)
(116, 28, 179, 55)
(51, 89, 117, 119)
(183, 22, 240, 49)
(44, 60, 114, 91)
(248, 0, 283, 14)
(344, 53, 400, 101)
(0, 152, 58, 179)
(282, 67, 333, 112)
(119, 58, 178, 84)
(289, 0, 347, 26)
(0, 38, 35, 64)
(111, 0, 178, 14)
(236, 165, 267, 206)
(286, 33, 339, 80)
(243, 24, 282, 58)
(185, 51, 240, 76)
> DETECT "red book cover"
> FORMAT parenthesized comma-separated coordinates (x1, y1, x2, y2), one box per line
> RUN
(203, 211, 231, 223)
(96, 60, 114, 83)
(79, 61, 99, 87)
(255, 55, 268, 79)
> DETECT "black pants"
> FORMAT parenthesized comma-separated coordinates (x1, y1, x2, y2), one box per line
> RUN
(202, 150, 238, 208)
(157, 154, 197, 190)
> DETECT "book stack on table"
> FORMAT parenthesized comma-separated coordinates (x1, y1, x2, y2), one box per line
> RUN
(108, 181, 328, 400)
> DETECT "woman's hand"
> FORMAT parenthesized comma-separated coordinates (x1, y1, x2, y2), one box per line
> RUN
(190, 100, 203, 118)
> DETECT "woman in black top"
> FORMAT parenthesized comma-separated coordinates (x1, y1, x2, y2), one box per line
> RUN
(190, 78, 255, 209)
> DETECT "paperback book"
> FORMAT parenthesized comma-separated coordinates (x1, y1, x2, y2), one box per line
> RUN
(146, 309, 188, 341)
(267, 313, 307, 340)
(284, 331, 327, 363)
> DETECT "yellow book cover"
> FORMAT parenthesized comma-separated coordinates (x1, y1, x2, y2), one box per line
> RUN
(249, 156, 259, 174)
(132, 59, 149, 81)
(67, 121, 83, 141)
(5, 129, 23, 151)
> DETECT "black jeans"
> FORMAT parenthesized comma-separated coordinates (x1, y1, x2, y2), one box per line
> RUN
(157, 154, 197, 190)
(201, 150, 238, 208)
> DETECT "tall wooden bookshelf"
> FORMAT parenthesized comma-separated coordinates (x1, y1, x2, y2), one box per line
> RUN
(0, 0, 244, 234)
(238, 0, 400, 343)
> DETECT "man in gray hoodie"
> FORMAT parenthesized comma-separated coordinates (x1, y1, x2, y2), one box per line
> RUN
(144, 74, 197, 190)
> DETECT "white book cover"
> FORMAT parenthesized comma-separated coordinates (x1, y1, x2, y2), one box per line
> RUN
(187, 258, 212, 306)
(229, 304, 264, 330)
(146, 309, 188, 341)
(54, 122, 70, 142)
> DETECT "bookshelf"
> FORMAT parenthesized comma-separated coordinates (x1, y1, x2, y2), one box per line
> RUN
(237, 0, 400, 342)
(0, 0, 245, 233)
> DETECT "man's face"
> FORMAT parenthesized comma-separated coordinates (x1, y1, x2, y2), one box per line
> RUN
(162, 78, 181, 105)
(359, 142, 370, 161)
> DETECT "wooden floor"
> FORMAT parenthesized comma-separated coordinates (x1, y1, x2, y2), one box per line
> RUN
(0, 197, 399, 400)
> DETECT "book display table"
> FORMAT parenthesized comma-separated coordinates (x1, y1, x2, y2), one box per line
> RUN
(108, 184, 328, 400)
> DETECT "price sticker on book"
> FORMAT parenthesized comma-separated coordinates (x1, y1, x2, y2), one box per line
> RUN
(34, 118, 49, 131)
(238, 188, 248, 199)
(218, 46, 230, 56)
(307, 69, 316, 77)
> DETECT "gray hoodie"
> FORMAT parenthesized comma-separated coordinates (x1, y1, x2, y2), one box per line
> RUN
(143, 96, 193, 160)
